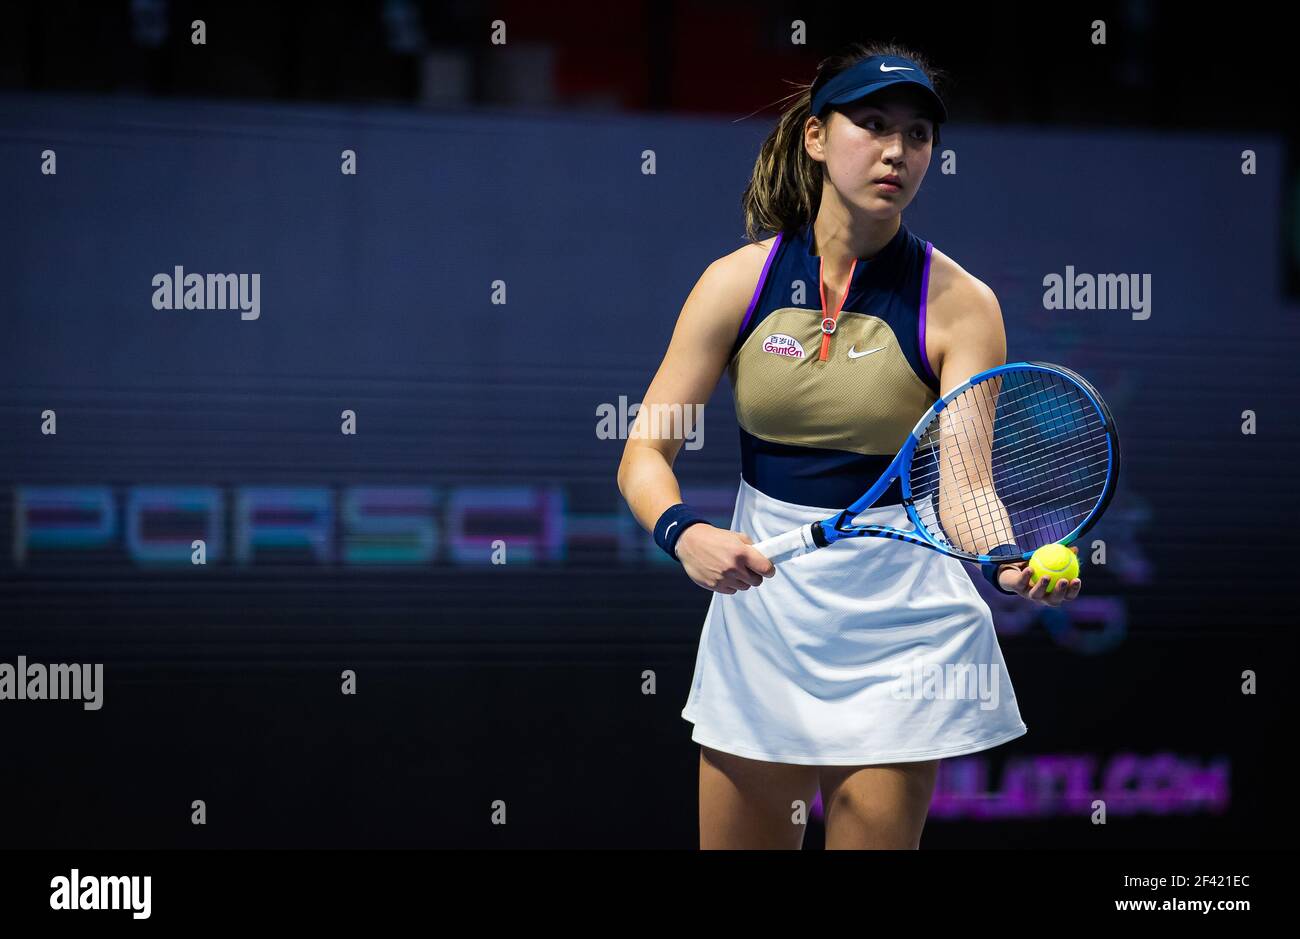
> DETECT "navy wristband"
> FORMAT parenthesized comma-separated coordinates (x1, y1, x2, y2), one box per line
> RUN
(981, 544, 1022, 595)
(654, 503, 709, 562)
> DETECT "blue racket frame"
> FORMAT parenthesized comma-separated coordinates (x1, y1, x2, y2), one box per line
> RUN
(808, 361, 1121, 564)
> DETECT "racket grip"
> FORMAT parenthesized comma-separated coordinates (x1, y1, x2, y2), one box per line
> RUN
(752, 524, 819, 565)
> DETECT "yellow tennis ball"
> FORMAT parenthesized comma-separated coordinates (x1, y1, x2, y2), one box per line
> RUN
(1027, 543, 1079, 594)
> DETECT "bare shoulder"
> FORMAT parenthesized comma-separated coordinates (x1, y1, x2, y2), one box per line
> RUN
(925, 246, 1001, 325)
(685, 235, 779, 333)
(922, 245, 1007, 383)
(709, 235, 778, 301)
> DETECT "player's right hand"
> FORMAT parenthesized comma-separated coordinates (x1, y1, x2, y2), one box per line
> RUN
(675, 526, 776, 594)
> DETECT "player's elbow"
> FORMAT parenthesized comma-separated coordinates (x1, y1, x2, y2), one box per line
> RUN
(616, 442, 646, 499)
(617, 439, 672, 500)
(616, 452, 633, 499)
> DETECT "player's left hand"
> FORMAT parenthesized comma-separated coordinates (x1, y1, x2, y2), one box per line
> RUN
(996, 546, 1081, 606)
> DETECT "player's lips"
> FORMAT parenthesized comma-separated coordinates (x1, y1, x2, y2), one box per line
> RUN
(873, 175, 902, 192)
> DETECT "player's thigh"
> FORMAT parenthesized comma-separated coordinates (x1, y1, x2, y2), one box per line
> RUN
(698, 745, 820, 849)
(818, 759, 939, 850)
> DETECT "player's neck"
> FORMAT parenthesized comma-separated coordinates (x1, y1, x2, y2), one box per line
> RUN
(809, 208, 900, 267)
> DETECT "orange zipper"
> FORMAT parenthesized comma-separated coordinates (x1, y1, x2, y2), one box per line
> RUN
(817, 256, 857, 361)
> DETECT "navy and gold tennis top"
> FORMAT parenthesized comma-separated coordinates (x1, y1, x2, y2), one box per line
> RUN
(729, 220, 940, 509)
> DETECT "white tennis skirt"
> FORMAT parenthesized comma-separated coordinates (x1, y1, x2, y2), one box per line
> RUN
(681, 476, 1028, 766)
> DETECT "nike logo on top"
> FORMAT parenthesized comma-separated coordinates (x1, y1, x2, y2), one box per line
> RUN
(879, 65, 914, 72)
(847, 345, 885, 359)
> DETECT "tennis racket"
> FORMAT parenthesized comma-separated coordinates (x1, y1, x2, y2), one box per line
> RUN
(752, 361, 1120, 567)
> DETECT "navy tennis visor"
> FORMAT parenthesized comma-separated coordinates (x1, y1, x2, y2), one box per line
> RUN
(811, 55, 947, 124)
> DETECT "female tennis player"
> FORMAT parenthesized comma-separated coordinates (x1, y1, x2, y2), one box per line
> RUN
(617, 42, 1083, 850)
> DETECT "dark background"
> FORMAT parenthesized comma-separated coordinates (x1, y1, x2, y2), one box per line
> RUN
(0, 1, 1295, 848)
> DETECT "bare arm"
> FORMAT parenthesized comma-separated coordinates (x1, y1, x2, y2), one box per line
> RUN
(616, 245, 776, 592)
(930, 280, 1016, 556)
(926, 256, 1081, 606)
(616, 256, 741, 528)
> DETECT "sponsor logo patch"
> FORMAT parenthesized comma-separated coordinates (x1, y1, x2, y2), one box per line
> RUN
(761, 333, 805, 359)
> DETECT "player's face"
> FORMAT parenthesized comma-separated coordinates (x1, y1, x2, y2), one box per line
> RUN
(809, 93, 935, 219)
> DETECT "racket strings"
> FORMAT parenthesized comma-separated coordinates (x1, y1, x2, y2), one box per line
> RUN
(907, 369, 1111, 556)
(917, 436, 1110, 490)
(956, 372, 1095, 550)
(940, 443, 1112, 504)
